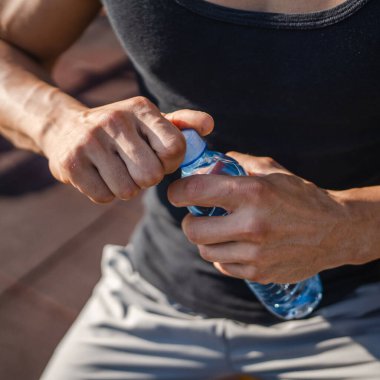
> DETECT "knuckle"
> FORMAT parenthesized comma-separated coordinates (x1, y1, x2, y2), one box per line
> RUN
(102, 110, 127, 137)
(75, 128, 104, 155)
(263, 156, 285, 170)
(247, 178, 266, 198)
(262, 156, 276, 166)
(253, 222, 269, 243)
(106, 109, 125, 126)
(186, 227, 198, 243)
(130, 96, 153, 111)
(117, 185, 139, 200)
(182, 220, 199, 243)
(79, 133, 98, 149)
(199, 245, 214, 262)
(251, 250, 270, 272)
(184, 176, 205, 200)
(137, 166, 164, 188)
(145, 172, 164, 187)
(93, 108, 125, 130)
(72, 141, 87, 157)
(60, 153, 84, 177)
(160, 135, 186, 162)
(87, 181, 115, 204)
(226, 179, 240, 198)
(272, 173, 298, 190)
(246, 245, 259, 263)
(240, 217, 268, 243)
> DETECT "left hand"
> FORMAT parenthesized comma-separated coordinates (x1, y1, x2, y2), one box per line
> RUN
(168, 152, 352, 284)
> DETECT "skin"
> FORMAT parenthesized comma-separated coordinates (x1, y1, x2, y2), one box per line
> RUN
(205, 0, 347, 13)
(0, 0, 213, 203)
(168, 154, 380, 284)
(0, 0, 379, 284)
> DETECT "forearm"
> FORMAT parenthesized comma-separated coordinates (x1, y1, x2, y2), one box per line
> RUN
(0, 39, 86, 154)
(336, 185, 380, 266)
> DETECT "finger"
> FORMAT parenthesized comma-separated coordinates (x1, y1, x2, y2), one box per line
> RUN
(113, 125, 165, 189)
(67, 161, 115, 204)
(139, 115, 186, 174)
(97, 104, 167, 184)
(168, 174, 259, 210)
(182, 212, 263, 245)
(226, 152, 291, 176)
(164, 109, 214, 136)
(182, 214, 235, 245)
(87, 145, 140, 200)
(198, 242, 259, 264)
(214, 262, 264, 283)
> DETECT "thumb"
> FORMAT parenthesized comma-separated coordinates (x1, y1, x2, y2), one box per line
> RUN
(164, 109, 214, 136)
(227, 151, 291, 176)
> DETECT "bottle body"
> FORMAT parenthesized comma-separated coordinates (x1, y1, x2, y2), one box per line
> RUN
(246, 276, 322, 320)
(181, 150, 245, 216)
(181, 144, 322, 320)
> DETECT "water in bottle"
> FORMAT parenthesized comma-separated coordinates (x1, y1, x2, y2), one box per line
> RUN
(180, 129, 323, 320)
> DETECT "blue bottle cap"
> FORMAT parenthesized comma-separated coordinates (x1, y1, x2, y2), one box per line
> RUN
(181, 129, 207, 167)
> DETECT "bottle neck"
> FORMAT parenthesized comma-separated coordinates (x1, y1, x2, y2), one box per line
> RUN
(180, 145, 207, 169)
(180, 147, 211, 177)
(181, 129, 207, 167)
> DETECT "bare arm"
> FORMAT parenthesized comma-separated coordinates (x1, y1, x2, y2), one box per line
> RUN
(0, 0, 214, 203)
(0, 0, 101, 153)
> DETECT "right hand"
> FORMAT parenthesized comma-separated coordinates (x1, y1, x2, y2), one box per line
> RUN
(42, 96, 213, 203)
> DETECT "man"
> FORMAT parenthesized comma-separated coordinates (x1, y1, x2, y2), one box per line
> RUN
(1, 0, 379, 378)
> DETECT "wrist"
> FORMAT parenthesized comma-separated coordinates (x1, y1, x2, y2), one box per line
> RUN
(331, 187, 380, 266)
(38, 89, 87, 157)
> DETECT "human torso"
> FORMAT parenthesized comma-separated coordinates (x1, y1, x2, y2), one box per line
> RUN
(102, 0, 380, 323)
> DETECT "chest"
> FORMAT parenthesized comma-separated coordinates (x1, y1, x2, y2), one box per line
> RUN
(205, 0, 348, 13)
(103, 0, 380, 122)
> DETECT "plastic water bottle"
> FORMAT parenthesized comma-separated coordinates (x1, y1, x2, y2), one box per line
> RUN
(180, 129, 323, 320)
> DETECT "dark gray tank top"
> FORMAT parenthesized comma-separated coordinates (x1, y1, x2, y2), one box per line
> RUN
(102, 0, 380, 323)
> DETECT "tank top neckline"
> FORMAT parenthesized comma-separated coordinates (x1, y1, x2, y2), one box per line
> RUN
(175, 0, 371, 29)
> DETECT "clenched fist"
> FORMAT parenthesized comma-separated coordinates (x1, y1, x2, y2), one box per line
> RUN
(42, 96, 213, 203)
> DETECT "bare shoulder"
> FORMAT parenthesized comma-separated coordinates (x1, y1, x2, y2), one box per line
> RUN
(0, 0, 102, 62)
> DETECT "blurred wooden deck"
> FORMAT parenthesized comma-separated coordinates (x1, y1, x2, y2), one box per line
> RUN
(0, 15, 143, 380)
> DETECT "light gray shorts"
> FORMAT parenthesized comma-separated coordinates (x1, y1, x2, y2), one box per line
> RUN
(40, 245, 380, 380)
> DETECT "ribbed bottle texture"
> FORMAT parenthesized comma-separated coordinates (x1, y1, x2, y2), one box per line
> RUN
(180, 129, 322, 320)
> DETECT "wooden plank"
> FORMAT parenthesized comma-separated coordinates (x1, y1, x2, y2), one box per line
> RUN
(0, 281, 76, 380)
(21, 196, 143, 312)
(0, 180, 115, 294)
(0, 197, 142, 380)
